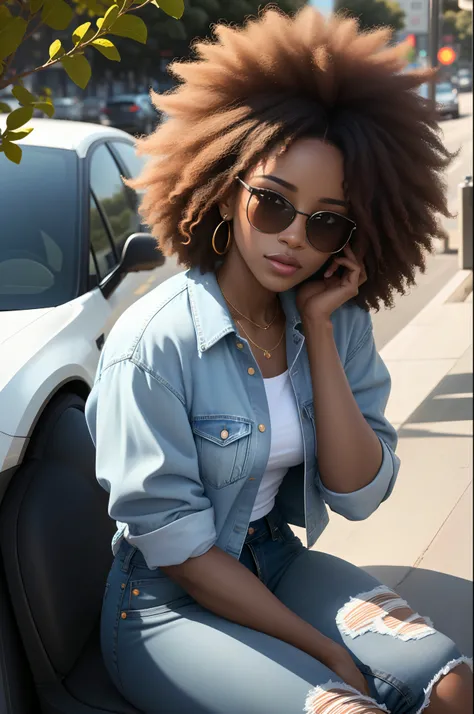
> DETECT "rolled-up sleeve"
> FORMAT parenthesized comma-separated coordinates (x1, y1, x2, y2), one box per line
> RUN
(85, 358, 216, 568)
(316, 314, 400, 521)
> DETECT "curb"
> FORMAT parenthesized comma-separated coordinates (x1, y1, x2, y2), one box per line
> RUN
(380, 270, 473, 430)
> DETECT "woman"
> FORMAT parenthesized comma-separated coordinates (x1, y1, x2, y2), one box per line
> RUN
(85, 8, 472, 713)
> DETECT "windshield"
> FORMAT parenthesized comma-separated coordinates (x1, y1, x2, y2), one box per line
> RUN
(437, 83, 453, 93)
(0, 146, 80, 311)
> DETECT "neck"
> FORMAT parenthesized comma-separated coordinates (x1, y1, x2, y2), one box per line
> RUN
(217, 249, 279, 326)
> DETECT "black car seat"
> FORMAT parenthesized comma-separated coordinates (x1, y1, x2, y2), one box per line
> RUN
(0, 393, 140, 714)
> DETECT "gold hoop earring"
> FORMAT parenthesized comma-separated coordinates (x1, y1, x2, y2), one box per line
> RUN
(212, 218, 231, 256)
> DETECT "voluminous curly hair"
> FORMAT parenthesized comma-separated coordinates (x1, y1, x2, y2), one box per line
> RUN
(131, 6, 454, 310)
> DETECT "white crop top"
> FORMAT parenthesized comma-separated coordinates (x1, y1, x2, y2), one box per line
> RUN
(250, 370, 305, 521)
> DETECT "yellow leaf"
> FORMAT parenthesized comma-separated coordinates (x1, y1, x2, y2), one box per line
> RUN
(151, 0, 183, 19)
(0, 102, 11, 113)
(30, 0, 44, 12)
(101, 3, 119, 29)
(92, 38, 121, 61)
(61, 54, 92, 89)
(3, 140, 22, 164)
(49, 39, 63, 59)
(72, 21, 92, 44)
(0, 18, 27, 61)
(6, 106, 33, 130)
(42, 0, 74, 31)
(33, 100, 55, 118)
(4, 127, 34, 141)
(12, 85, 36, 105)
(109, 14, 147, 43)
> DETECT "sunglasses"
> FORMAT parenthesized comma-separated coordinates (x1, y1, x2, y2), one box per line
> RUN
(236, 177, 356, 255)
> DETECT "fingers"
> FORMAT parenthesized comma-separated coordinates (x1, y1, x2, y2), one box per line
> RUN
(324, 247, 367, 287)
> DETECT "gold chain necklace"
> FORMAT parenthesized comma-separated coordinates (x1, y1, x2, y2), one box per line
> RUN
(219, 285, 279, 331)
(236, 319, 285, 360)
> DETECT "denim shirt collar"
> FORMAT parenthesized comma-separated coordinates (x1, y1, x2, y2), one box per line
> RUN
(187, 268, 302, 355)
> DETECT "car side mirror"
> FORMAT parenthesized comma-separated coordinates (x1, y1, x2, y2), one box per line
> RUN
(120, 233, 165, 274)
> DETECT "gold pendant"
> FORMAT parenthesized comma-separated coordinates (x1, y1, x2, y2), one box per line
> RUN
(264, 351, 271, 359)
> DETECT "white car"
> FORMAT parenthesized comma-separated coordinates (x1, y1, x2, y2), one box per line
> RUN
(0, 118, 180, 494)
(0, 118, 182, 713)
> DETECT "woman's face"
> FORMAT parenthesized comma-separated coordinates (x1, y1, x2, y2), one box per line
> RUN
(222, 137, 350, 292)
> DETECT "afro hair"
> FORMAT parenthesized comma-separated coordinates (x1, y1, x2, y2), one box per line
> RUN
(130, 5, 454, 310)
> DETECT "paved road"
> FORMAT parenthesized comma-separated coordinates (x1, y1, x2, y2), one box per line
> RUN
(372, 92, 473, 350)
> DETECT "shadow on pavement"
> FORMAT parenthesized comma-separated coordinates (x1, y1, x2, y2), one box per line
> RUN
(397, 372, 473, 438)
(363, 566, 473, 657)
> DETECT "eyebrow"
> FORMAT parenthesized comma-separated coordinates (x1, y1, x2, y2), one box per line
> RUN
(254, 175, 298, 192)
(255, 175, 349, 208)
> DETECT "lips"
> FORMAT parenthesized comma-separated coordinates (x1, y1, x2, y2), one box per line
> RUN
(265, 253, 302, 269)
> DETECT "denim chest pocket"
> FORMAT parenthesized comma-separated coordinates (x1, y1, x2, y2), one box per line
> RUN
(192, 415, 252, 489)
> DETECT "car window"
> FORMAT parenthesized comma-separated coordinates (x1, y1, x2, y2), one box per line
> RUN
(89, 144, 140, 257)
(89, 193, 117, 281)
(111, 141, 147, 180)
(0, 146, 79, 310)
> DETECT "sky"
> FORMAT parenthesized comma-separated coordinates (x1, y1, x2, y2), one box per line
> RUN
(309, 0, 335, 16)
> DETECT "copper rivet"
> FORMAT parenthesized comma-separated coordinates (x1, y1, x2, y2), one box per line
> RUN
(258, 424, 266, 432)
(120, 583, 126, 590)
(121, 612, 127, 619)
(248, 367, 255, 376)
(220, 429, 229, 440)
(132, 588, 140, 596)
(236, 342, 244, 349)
(247, 527, 255, 535)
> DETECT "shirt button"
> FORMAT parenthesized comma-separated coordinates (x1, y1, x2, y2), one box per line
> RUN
(220, 429, 229, 440)
(247, 367, 256, 376)
(247, 527, 255, 535)
(236, 342, 244, 349)
(258, 424, 266, 433)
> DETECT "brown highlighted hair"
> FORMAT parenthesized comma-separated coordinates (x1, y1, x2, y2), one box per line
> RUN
(131, 7, 454, 310)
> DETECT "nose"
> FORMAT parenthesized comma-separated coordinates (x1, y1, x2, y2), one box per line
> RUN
(277, 213, 307, 250)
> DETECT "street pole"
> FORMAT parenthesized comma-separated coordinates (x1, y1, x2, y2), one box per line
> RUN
(428, 0, 440, 103)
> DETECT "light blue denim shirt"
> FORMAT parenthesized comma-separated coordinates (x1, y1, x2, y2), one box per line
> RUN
(85, 268, 400, 568)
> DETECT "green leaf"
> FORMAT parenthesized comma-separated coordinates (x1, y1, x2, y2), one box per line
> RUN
(92, 38, 120, 61)
(33, 100, 55, 117)
(12, 85, 36, 105)
(30, 0, 44, 13)
(61, 54, 91, 89)
(0, 18, 27, 61)
(151, 0, 184, 19)
(3, 140, 22, 164)
(49, 39, 64, 59)
(4, 127, 34, 141)
(101, 3, 119, 29)
(0, 6, 12, 23)
(42, 0, 74, 31)
(6, 106, 33, 130)
(72, 20, 92, 44)
(0, 102, 11, 113)
(109, 14, 147, 43)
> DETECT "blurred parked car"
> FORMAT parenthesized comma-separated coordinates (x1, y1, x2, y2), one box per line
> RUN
(100, 93, 159, 134)
(81, 96, 106, 123)
(456, 68, 472, 92)
(0, 118, 180, 714)
(51, 96, 83, 121)
(419, 81, 459, 119)
(0, 90, 21, 112)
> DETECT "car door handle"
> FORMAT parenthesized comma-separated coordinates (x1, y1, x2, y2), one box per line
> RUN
(96, 333, 105, 351)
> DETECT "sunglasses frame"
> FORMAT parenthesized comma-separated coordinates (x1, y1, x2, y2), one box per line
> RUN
(236, 177, 356, 255)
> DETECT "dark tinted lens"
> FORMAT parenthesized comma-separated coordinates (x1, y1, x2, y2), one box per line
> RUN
(247, 188, 295, 234)
(307, 211, 353, 253)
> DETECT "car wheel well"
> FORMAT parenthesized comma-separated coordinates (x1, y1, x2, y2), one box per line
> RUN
(23, 380, 91, 461)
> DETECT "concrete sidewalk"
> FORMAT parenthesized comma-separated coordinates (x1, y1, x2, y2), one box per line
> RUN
(294, 270, 473, 656)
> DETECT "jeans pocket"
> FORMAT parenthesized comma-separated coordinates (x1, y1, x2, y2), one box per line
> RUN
(125, 576, 194, 617)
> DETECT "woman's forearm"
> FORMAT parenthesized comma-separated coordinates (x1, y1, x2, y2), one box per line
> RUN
(305, 318, 382, 493)
(163, 545, 337, 663)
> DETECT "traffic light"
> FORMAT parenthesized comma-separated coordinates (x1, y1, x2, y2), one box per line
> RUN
(438, 46, 457, 65)
(406, 34, 416, 48)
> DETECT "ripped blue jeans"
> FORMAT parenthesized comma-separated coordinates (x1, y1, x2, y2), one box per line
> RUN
(101, 506, 471, 714)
